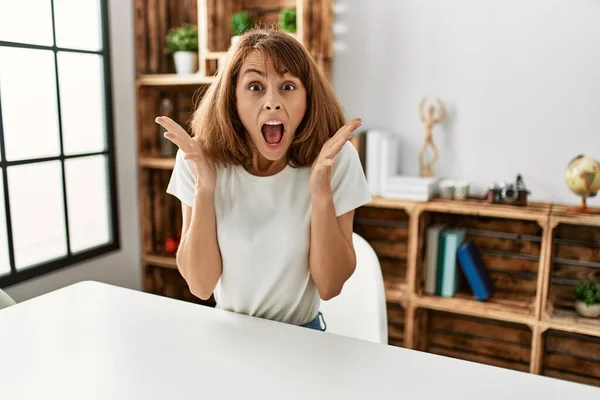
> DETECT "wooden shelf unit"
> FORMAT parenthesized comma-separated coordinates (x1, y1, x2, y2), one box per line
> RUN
(357, 196, 600, 386)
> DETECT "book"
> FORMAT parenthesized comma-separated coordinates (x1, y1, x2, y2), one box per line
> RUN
(366, 130, 382, 195)
(382, 176, 439, 201)
(424, 224, 446, 295)
(457, 242, 495, 301)
(439, 227, 467, 297)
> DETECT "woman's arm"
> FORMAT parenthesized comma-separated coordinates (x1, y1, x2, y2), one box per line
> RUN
(156, 116, 222, 301)
(309, 196, 356, 300)
(176, 189, 222, 300)
(308, 118, 363, 300)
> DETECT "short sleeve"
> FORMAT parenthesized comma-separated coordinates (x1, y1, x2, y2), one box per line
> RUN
(330, 141, 372, 216)
(166, 149, 196, 207)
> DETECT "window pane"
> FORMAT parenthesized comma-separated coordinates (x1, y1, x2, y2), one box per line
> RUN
(65, 155, 111, 253)
(0, 174, 9, 276)
(58, 52, 106, 155)
(54, 0, 103, 51)
(8, 161, 67, 269)
(0, 47, 61, 161)
(0, 0, 54, 46)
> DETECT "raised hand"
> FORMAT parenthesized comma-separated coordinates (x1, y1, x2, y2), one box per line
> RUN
(309, 118, 361, 199)
(155, 116, 217, 194)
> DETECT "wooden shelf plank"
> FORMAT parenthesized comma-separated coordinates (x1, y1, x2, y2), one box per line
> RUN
(136, 73, 216, 87)
(423, 198, 551, 222)
(367, 196, 418, 211)
(143, 254, 177, 269)
(139, 156, 175, 169)
(543, 310, 600, 338)
(414, 294, 536, 326)
(384, 280, 408, 304)
(550, 203, 600, 226)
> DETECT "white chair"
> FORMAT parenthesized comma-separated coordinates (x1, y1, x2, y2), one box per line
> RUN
(319, 232, 388, 344)
(0, 288, 16, 310)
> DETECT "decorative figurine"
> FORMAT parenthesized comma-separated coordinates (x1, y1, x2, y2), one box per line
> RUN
(418, 97, 446, 177)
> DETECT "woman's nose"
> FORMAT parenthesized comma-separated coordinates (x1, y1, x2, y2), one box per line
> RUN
(264, 90, 282, 110)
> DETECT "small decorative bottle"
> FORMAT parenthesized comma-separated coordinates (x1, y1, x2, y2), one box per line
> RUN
(159, 98, 177, 157)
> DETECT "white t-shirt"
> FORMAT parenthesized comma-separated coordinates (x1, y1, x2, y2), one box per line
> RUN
(166, 141, 372, 325)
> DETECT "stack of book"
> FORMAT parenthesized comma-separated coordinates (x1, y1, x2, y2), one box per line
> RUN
(364, 130, 439, 201)
(424, 224, 494, 301)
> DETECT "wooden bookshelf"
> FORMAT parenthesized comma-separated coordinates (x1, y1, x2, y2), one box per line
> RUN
(356, 197, 600, 386)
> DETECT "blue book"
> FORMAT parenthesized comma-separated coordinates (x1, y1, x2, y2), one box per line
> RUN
(439, 228, 466, 297)
(457, 242, 495, 301)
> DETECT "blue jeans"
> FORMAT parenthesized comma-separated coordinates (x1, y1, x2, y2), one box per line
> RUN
(301, 311, 327, 331)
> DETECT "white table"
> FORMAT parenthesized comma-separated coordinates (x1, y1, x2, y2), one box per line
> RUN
(0, 281, 598, 399)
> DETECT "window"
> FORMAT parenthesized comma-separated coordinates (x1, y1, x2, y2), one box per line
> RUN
(0, 0, 119, 287)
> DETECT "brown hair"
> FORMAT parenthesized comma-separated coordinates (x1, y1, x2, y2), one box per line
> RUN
(190, 27, 346, 167)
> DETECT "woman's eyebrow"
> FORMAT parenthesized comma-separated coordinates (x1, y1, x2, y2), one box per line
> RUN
(242, 68, 265, 77)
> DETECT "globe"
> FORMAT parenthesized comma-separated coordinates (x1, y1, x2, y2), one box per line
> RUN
(565, 155, 600, 212)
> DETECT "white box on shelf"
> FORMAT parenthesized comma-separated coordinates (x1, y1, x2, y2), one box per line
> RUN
(382, 176, 439, 201)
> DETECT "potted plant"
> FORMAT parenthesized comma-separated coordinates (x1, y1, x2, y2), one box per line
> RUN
(230, 11, 252, 46)
(166, 23, 199, 75)
(278, 7, 296, 36)
(574, 280, 600, 318)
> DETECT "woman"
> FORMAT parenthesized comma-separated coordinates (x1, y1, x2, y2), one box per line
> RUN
(157, 27, 371, 331)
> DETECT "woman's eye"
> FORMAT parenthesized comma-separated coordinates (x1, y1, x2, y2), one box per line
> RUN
(248, 83, 263, 91)
(282, 82, 296, 91)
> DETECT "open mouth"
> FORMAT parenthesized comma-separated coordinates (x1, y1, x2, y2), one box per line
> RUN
(261, 121, 285, 146)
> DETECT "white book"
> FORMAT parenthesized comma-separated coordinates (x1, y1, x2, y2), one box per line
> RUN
(378, 133, 399, 192)
(366, 130, 382, 196)
(381, 190, 431, 202)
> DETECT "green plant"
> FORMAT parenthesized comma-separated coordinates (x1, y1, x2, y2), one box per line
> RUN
(278, 7, 296, 33)
(574, 281, 600, 306)
(166, 24, 198, 53)
(231, 11, 252, 36)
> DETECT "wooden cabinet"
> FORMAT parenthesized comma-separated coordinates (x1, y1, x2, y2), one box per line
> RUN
(360, 197, 600, 386)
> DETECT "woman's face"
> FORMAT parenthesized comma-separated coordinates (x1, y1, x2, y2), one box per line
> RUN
(235, 51, 307, 162)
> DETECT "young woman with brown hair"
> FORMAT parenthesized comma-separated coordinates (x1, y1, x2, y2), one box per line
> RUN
(157, 27, 371, 331)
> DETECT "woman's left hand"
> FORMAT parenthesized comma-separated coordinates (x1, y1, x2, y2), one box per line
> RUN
(309, 118, 362, 199)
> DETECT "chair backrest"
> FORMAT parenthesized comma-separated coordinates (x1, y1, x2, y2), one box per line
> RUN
(319, 233, 387, 344)
(0, 288, 16, 310)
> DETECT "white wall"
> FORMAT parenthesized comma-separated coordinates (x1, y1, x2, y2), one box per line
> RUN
(333, 0, 600, 205)
(6, 0, 140, 302)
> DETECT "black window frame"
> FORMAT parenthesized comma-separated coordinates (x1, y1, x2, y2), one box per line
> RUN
(0, 0, 120, 288)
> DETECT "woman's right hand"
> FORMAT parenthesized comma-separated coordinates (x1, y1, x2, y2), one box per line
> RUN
(155, 116, 217, 194)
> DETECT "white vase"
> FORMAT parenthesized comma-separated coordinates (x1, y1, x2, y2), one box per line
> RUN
(173, 51, 198, 75)
(231, 35, 240, 47)
(575, 300, 600, 318)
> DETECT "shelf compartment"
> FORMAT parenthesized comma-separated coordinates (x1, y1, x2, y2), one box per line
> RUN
(386, 302, 406, 348)
(414, 309, 533, 373)
(136, 85, 209, 159)
(542, 329, 600, 387)
(415, 210, 545, 319)
(354, 205, 410, 302)
(139, 169, 182, 258)
(543, 220, 600, 337)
